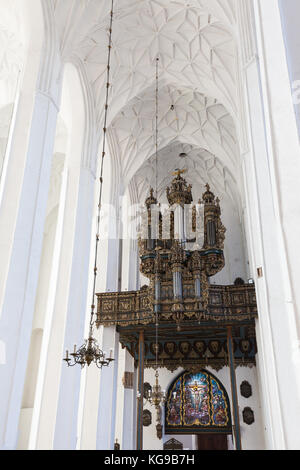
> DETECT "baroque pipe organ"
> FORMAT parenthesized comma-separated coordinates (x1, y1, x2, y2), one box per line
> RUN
(96, 171, 258, 449)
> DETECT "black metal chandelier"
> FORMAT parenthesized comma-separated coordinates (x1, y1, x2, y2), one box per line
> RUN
(64, 0, 115, 370)
(64, 327, 114, 369)
(147, 58, 166, 409)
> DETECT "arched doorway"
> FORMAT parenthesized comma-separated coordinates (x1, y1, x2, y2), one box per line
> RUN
(165, 370, 232, 450)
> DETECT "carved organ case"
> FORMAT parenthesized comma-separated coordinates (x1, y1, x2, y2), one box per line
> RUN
(96, 172, 258, 371)
(138, 173, 227, 329)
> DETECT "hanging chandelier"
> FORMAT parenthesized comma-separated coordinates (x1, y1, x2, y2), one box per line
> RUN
(146, 59, 166, 433)
(64, 0, 115, 369)
(64, 327, 114, 369)
(147, 370, 166, 407)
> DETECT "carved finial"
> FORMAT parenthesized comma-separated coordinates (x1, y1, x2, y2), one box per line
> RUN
(202, 183, 215, 204)
(145, 187, 157, 208)
(172, 168, 187, 178)
(167, 170, 193, 206)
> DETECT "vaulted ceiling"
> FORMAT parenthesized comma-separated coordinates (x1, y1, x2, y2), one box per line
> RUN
(132, 141, 238, 205)
(50, 0, 242, 207)
(111, 84, 238, 188)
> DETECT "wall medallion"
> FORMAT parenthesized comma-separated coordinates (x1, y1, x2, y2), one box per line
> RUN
(143, 410, 152, 427)
(243, 407, 255, 425)
(240, 381, 252, 398)
(156, 423, 163, 440)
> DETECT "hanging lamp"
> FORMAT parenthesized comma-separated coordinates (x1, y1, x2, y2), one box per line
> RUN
(147, 58, 166, 414)
(63, 0, 115, 370)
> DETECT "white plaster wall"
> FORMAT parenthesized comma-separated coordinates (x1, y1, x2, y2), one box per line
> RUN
(115, 346, 126, 446)
(278, 0, 300, 136)
(0, 0, 62, 450)
(32, 62, 86, 450)
(238, 0, 300, 449)
(210, 198, 248, 285)
(80, 137, 124, 450)
(0, 103, 14, 180)
(0, 0, 24, 181)
(17, 146, 66, 450)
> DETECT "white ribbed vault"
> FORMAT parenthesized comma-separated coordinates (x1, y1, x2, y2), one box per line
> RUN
(132, 141, 238, 206)
(49, 0, 242, 208)
(110, 85, 238, 190)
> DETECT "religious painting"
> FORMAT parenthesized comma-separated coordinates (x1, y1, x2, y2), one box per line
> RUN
(166, 375, 182, 426)
(211, 378, 228, 426)
(183, 373, 210, 426)
(165, 370, 231, 434)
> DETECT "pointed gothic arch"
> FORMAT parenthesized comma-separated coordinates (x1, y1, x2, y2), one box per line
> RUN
(165, 370, 232, 435)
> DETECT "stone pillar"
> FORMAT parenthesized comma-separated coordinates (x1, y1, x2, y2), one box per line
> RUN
(0, 86, 60, 449)
(95, 193, 122, 448)
(33, 150, 84, 449)
(237, 0, 300, 449)
(28, 62, 89, 449)
(132, 365, 138, 449)
(227, 327, 242, 450)
(17, 152, 67, 450)
(136, 330, 145, 450)
(96, 326, 120, 450)
(53, 168, 96, 450)
(121, 351, 136, 450)
(78, 154, 122, 448)
(119, 228, 139, 450)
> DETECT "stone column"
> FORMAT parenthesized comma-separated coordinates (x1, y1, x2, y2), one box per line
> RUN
(121, 351, 136, 450)
(0, 86, 60, 449)
(237, 0, 300, 449)
(118, 232, 139, 450)
(136, 330, 145, 450)
(96, 326, 120, 450)
(53, 167, 96, 450)
(78, 159, 122, 449)
(227, 327, 242, 450)
(95, 201, 122, 450)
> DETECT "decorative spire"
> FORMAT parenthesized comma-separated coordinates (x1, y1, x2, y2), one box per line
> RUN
(166, 170, 193, 207)
(201, 183, 216, 205)
(145, 187, 157, 209)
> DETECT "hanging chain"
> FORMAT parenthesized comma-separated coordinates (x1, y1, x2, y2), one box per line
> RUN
(155, 57, 159, 372)
(155, 57, 159, 201)
(90, 0, 114, 330)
